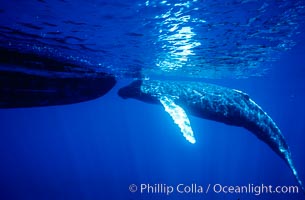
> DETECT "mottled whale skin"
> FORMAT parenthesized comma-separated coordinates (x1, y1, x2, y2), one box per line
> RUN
(118, 80, 304, 192)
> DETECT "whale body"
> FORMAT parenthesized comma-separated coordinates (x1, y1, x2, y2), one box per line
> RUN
(118, 79, 304, 192)
(0, 48, 116, 108)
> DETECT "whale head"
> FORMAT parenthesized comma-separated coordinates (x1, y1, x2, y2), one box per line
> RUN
(118, 80, 159, 104)
(118, 80, 142, 99)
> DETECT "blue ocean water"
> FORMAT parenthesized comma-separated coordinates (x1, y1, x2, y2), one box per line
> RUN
(0, 0, 305, 199)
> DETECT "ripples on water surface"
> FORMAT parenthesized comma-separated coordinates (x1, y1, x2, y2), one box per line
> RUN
(0, 0, 304, 79)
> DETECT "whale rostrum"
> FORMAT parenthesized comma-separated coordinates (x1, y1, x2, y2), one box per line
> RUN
(118, 79, 304, 193)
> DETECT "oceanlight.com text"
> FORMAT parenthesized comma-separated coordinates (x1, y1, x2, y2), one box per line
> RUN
(129, 183, 299, 196)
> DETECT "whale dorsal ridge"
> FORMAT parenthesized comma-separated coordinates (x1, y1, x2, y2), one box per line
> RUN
(233, 89, 250, 100)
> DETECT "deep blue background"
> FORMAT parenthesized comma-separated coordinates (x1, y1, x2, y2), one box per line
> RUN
(0, 39, 304, 200)
(0, 0, 305, 199)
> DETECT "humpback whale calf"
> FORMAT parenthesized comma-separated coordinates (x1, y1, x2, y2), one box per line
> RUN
(118, 79, 304, 193)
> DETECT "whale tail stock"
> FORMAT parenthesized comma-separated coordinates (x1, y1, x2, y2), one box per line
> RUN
(285, 153, 305, 194)
(269, 125, 305, 194)
(242, 99, 305, 193)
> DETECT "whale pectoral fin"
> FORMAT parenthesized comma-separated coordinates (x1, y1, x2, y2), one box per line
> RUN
(159, 96, 196, 144)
